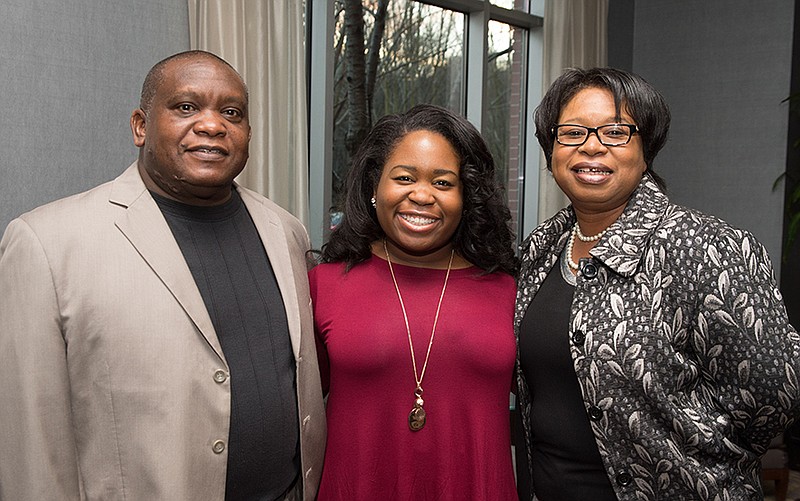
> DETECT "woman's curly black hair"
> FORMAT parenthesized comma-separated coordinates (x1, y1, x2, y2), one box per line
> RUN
(320, 104, 519, 276)
(534, 67, 671, 189)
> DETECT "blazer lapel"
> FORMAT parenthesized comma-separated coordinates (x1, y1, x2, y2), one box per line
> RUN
(110, 163, 226, 363)
(239, 189, 302, 360)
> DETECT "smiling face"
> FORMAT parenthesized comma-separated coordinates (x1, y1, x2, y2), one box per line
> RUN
(131, 56, 251, 206)
(552, 87, 646, 220)
(373, 129, 463, 267)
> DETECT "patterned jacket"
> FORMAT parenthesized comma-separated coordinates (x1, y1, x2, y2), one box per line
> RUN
(514, 174, 800, 500)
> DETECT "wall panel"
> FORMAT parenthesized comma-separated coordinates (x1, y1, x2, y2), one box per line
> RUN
(631, 0, 794, 276)
(0, 0, 189, 231)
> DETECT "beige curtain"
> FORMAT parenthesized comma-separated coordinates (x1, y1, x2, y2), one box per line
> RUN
(188, 0, 308, 225)
(538, 0, 608, 223)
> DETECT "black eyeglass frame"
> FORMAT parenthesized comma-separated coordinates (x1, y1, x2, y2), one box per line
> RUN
(552, 123, 639, 147)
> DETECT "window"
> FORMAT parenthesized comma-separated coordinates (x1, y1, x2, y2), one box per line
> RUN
(331, 1, 466, 212)
(308, 0, 543, 247)
(486, 19, 527, 233)
(491, 0, 529, 10)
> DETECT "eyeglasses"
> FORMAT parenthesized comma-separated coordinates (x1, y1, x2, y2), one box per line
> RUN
(553, 123, 639, 147)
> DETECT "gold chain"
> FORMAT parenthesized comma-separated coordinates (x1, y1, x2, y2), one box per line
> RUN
(383, 239, 454, 394)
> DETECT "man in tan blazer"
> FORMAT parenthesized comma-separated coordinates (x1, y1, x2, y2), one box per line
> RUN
(0, 51, 325, 500)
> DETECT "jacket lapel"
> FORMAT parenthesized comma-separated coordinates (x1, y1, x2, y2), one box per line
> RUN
(515, 206, 574, 331)
(590, 174, 669, 277)
(110, 163, 226, 363)
(239, 189, 302, 360)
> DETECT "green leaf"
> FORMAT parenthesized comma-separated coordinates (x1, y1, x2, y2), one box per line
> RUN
(785, 212, 800, 257)
(788, 212, 800, 238)
(791, 185, 800, 205)
(773, 172, 786, 192)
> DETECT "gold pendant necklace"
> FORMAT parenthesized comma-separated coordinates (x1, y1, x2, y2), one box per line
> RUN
(383, 239, 454, 432)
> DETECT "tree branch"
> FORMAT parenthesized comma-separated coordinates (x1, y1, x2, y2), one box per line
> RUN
(365, 0, 389, 118)
(343, 0, 370, 156)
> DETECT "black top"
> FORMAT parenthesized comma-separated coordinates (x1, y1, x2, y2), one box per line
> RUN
(154, 190, 299, 501)
(518, 260, 617, 501)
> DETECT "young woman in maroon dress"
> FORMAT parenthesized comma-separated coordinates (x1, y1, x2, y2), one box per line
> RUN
(310, 104, 519, 499)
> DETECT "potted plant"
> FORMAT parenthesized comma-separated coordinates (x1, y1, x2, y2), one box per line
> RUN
(777, 93, 800, 261)
(774, 172, 800, 261)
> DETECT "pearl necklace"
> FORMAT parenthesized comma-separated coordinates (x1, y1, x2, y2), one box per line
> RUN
(567, 223, 607, 270)
(575, 224, 607, 242)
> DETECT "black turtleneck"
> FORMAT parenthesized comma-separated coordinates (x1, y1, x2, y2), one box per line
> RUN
(153, 190, 299, 500)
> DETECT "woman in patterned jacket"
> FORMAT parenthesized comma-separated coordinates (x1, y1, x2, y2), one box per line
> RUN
(515, 67, 800, 500)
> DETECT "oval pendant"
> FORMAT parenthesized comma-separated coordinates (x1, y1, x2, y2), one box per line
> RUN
(408, 405, 426, 431)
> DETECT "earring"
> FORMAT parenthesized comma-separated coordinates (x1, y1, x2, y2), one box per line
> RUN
(370, 196, 377, 208)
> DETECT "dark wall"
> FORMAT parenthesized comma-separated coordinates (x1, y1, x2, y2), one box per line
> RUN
(607, 0, 635, 72)
(612, 0, 793, 280)
(781, 5, 800, 326)
(0, 0, 190, 232)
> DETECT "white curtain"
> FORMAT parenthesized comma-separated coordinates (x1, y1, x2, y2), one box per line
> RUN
(538, 0, 608, 223)
(188, 0, 308, 225)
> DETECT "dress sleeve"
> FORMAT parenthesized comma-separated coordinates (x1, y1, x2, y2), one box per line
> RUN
(0, 218, 81, 499)
(698, 228, 800, 453)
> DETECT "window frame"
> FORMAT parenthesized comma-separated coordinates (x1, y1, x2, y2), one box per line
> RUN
(307, 0, 544, 248)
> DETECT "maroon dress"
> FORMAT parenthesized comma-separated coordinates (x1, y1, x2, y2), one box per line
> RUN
(310, 254, 518, 500)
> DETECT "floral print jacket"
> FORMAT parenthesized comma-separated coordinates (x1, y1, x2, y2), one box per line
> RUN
(514, 174, 800, 500)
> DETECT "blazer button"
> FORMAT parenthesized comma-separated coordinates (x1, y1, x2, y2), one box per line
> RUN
(616, 472, 633, 486)
(213, 370, 228, 383)
(572, 330, 585, 345)
(212, 440, 226, 454)
(581, 262, 598, 279)
(587, 406, 603, 421)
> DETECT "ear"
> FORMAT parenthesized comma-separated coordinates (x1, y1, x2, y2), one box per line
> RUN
(131, 109, 147, 148)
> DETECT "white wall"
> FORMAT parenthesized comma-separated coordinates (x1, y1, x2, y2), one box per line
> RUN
(0, 0, 189, 231)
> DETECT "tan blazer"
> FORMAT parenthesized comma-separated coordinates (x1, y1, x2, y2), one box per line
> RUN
(0, 163, 325, 500)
